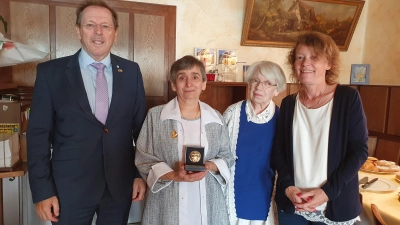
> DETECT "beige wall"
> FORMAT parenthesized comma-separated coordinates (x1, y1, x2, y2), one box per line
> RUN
(362, 0, 400, 85)
(4, 0, 392, 85)
(130, 0, 372, 84)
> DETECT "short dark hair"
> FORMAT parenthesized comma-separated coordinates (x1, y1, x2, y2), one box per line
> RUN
(76, 0, 118, 28)
(287, 31, 340, 85)
(169, 55, 206, 84)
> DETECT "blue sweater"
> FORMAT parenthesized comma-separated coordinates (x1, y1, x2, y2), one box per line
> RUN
(234, 102, 277, 220)
(272, 85, 368, 222)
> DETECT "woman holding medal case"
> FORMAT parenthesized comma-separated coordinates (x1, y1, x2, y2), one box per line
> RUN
(135, 55, 234, 225)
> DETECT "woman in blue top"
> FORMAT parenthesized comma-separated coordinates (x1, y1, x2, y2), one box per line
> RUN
(223, 61, 287, 225)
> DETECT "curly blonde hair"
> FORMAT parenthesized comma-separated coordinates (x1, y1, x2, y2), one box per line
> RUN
(287, 31, 340, 85)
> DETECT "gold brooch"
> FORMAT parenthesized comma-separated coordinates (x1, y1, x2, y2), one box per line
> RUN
(170, 130, 178, 138)
(118, 68, 123, 72)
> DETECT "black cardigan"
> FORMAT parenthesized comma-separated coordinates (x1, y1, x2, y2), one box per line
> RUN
(272, 85, 368, 222)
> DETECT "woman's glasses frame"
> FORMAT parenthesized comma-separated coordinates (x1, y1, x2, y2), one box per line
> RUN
(249, 78, 277, 89)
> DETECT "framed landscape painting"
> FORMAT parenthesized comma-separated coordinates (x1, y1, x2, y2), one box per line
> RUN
(241, 0, 365, 51)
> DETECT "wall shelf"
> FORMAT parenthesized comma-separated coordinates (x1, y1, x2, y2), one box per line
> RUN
(200, 82, 248, 114)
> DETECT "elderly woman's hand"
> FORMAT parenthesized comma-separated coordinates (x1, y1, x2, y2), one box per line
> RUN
(293, 188, 329, 212)
(160, 163, 208, 182)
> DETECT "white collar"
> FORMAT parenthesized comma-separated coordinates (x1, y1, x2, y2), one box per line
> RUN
(245, 100, 275, 124)
(160, 98, 223, 126)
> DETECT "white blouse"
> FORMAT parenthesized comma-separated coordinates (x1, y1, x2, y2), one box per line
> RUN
(293, 96, 333, 211)
(293, 96, 359, 225)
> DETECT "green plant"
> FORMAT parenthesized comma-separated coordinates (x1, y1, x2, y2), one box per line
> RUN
(0, 15, 7, 34)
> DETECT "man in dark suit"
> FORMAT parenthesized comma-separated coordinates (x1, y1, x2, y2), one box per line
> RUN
(27, 0, 147, 224)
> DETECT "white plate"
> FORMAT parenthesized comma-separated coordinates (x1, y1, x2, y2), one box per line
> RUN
(360, 168, 398, 174)
(359, 176, 398, 192)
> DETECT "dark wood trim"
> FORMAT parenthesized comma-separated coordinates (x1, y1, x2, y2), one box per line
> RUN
(384, 87, 391, 134)
(368, 131, 400, 143)
(165, 5, 176, 103)
(0, 163, 27, 179)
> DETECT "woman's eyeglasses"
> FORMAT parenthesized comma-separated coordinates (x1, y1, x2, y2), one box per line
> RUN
(249, 79, 277, 89)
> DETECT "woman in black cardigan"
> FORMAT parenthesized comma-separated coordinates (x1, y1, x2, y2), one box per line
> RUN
(272, 31, 368, 225)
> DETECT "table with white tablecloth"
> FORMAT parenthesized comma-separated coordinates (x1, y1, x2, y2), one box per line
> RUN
(358, 171, 400, 225)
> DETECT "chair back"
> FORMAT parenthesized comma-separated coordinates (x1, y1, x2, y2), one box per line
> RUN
(367, 136, 377, 156)
(371, 204, 387, 225)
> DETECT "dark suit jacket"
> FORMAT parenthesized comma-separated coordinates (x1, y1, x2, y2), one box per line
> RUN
(27, 50, 146, 207)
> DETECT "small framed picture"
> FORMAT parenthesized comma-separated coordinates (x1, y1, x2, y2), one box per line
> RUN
(194, 47, 216, 71)
(350, 64, 370, 85)
(217, 49, 238, 66)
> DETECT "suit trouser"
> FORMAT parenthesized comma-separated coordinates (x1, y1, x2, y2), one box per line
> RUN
(52, 184, 132, 225)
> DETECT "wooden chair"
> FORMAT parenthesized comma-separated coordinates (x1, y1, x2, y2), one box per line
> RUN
(367, 136, 378, 156)
(371, 204, 387, 225)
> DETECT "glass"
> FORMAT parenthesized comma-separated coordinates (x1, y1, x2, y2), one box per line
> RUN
(250, 78, 277, 89)
(82, 23, 114, 31)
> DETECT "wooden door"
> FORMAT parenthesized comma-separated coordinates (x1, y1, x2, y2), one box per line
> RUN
(0, 0, 176, 110)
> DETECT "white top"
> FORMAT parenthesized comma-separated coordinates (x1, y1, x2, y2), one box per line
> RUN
(293, 96, 333, 211)
(179, 118, 203, 225)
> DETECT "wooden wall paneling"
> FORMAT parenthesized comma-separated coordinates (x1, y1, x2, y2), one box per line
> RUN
(4, 0, 176, 110)
(231, 84, 247, 106)
(109, 0, 177, 110)
(359, 86, 389, 133)
(199, 82, 247, 114)
(0, 1, 10, 38)
(200, 85, 233, 114)
(0, 67, 13, 87)
(134, 13, 166, 110)
(348, 85, 359, 90)
(273, 90, 286, 107)
(0, 0, 12, 87)
(273, 83, 297, 106)
(387, 87, 400, 136)
(374, 139, 400, 165)
(112, 12, 130, 60)
(55, 6, 80, 58)
(10, 1, 50, 86)
(49, 4, 56, 62)
(123, 2, 176, 110)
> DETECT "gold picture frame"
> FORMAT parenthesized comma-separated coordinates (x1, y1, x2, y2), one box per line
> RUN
(240, 0, 365, 51)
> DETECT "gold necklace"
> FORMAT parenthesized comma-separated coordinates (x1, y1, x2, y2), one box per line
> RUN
(180, 107, 200, 120)
(302, 85, 328, 109)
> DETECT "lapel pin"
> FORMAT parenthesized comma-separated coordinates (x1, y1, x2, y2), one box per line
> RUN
(170, 130, 178, 138)
(116, 65, 119, 68)
(118, 68, 123, 72)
